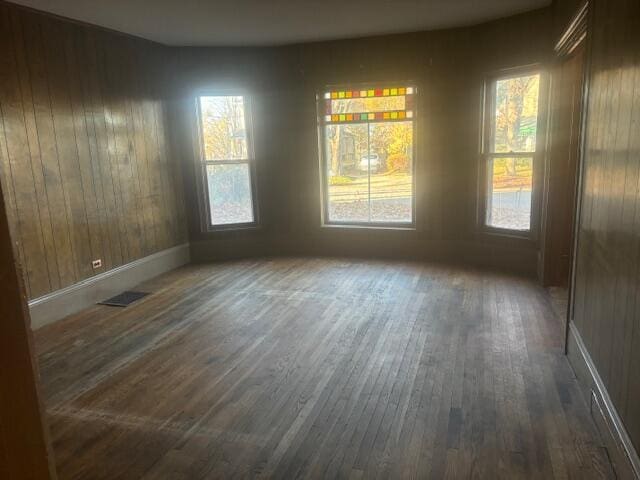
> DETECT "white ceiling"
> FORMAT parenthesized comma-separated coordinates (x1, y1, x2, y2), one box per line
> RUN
(11, 0, 551, 47)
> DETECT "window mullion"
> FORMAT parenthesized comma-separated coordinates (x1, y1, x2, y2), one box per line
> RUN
(486, 152, 535, 158)
(367, 122, 371, 223)
(204, 159, 249, 165)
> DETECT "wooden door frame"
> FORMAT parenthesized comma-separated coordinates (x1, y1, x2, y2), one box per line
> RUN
(0, 178, 56, 477)
(560, 1, 592, 354)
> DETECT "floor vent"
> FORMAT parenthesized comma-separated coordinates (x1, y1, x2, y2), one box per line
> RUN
(98, 291, 150, 307)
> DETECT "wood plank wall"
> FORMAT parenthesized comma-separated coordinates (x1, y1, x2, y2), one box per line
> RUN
(570, 0, 640, 454)
(0, 2, 187, 300)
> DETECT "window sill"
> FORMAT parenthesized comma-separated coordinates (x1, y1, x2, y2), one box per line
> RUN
(321, 223, 416, 232)
(477, 227, 536, 243)
(204, 223, 261, 233)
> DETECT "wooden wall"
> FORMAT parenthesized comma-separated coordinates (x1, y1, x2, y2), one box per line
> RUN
(0, 2, 187, 300)
(176, 9, 553, 273)
(569, 0, 640, 456)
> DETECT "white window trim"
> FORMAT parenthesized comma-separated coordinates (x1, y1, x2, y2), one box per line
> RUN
(318, 84, 418, 229)
(479, 67, 546, 240)
(194, 93, 259, 232)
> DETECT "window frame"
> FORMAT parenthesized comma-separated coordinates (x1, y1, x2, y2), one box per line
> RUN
(479, 66, 546, 239)
(317, 83, 418, 229)
(194, 92, 259, 232)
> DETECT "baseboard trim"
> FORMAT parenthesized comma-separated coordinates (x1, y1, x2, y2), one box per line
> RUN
(568, 321, 640, 479)
(29, 244, 190, 329)
(189, 236, 539, 277)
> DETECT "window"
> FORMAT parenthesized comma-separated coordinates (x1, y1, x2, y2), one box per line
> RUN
(196, 95, 256, 228)
(482, 72, 541, 232)
(319, 86, 416, 226)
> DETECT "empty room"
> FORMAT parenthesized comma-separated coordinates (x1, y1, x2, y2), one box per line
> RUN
(1, 0, 639, 478)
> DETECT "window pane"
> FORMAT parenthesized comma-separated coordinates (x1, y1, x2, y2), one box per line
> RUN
(492, 74, 539, 153)
(199, 96, 248, 160)
(325, 123, 370, 222)
(487, 157, 532, 230)
(206, 164, 253, 225)
(369, 122, 413, 222)
(331, 96, 405, 115)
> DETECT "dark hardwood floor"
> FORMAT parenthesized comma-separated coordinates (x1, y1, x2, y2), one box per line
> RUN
(35, 258, 613, 479)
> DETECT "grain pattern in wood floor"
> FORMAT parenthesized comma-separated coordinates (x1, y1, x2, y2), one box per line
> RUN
(35, 258, 614, 479)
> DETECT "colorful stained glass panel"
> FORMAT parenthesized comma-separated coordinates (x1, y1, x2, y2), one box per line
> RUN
(322, 86, 416, 123)
(330, 96, 405, 115)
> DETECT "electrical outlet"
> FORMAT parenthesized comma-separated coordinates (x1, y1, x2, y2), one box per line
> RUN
(92, 259, 102, 269)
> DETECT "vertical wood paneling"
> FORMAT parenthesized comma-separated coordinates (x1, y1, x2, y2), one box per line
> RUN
(570, 0, 640, 454)
(0, 4, 50, 298)
(9, 9, 60, 293)
(155, 101, 181, 247)
(82, 29, 122, 268)
(110, 34, 144, 263)
(0, 2, 187, 299)
(126, 45, 154, 257)
(62, 21, 104, 277)
(101, 36, 135, 264)
(142, 97, 165, 251)
(19, 9, 77, 289)
(42, 17, 94, 281)
(0, 75, 24, 272)
(94, 29, 132, 265)
(72, 26, 113, 271)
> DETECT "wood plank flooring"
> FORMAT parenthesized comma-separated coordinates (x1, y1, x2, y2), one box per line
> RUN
(34, 258, 614, 479)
